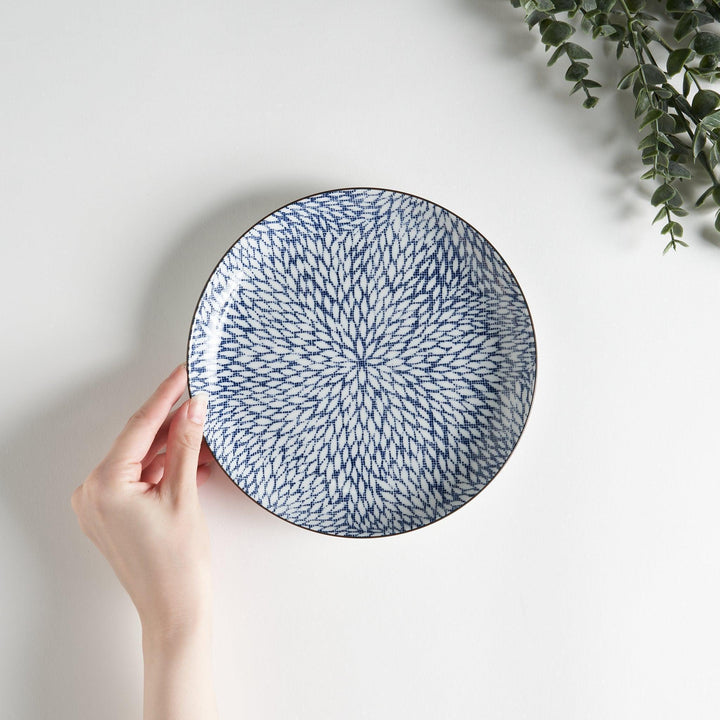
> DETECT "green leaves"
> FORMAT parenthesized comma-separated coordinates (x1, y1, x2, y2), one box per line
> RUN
(661, 221, 684, 237)
(639, 108, 664, 128)
(691, 32, 720, 56)
(510, 0, 720, 251)
(548, 40, 594, 67)
(541, 20, 574, 45)
(652, 183, 679, 206)
(668, 161, 691, 179)
(667, 0, 695, 12)
(532, 18, 599, 107)
(700, 109, 720, 131)
(693, 128, 706, 159)
(565, 62, 589, 80)
(635, 88, 651, 117)
(618, 64, 639, 90)
(640, 64, 666, 86)
(667, 48, 694, 76)
(565, 42, 592, 60)
(692, 90, 720, 117)
(674, 12, 698, 41)
(695, 185, 720, 207)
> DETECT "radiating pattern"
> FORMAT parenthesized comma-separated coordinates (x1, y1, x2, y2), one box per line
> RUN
(188, 189, 536, 537)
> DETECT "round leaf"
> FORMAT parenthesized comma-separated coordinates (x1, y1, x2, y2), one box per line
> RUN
(541, 21, 574, 46)
(691, 32, 720, 56)
(699, 55, 719, 72)
(566, 63, 589, 81)
(651, 183, 677, 206)
(692, 89, 720, 117)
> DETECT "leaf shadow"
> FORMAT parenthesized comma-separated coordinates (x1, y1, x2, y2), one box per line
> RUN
(0, 180, 323, 720)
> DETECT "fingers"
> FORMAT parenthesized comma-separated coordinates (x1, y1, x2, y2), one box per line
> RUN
(143, 437, 214, 475)
(140, 407, 179, 468)
(197, 463, 212, 487)
(142, 452, 167, 485)
(141, 445, 215, 486)
(160, 392, 209, 502)
(107, 364, 188, 468)
(198, 441, 215, 466)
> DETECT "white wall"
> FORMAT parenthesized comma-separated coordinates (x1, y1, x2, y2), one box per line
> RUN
(2, 1, 719, 718)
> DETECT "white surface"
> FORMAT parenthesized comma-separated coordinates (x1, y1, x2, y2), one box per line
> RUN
(2, 1, 719, 718)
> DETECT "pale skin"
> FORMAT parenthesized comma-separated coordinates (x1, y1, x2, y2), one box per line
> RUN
(71, 363, 219, 720)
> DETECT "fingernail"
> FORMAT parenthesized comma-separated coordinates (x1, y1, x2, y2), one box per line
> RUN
(188, 391, 209, 424)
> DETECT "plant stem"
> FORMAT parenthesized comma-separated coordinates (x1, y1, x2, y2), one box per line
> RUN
(630, 21, 719, 187)
(613, 2, 716, 204)
(672, 101, 720, 185)
(618, 0, 678, 249)
(638, 24, 703, 92)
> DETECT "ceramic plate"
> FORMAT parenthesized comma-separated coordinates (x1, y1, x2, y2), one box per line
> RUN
(187, 188, 536, 537)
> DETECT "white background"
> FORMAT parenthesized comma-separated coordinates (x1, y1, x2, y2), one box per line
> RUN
(2, 1, 719, 718)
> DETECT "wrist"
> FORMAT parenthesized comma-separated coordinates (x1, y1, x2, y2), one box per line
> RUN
(141, 607, 213, 653)
(140, 603, 218, 720)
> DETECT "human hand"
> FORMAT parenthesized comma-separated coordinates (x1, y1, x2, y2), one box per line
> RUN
(71, 363, 215, 640)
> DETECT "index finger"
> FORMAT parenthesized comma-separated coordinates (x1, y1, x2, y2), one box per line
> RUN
(106, 363, 188, 466)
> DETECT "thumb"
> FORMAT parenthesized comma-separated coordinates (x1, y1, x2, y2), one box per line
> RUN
(161, 391, 209, 502)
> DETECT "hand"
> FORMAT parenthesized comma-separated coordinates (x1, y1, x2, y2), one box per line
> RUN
(72, 363, 219, 719)
(71, 363, 214, 638)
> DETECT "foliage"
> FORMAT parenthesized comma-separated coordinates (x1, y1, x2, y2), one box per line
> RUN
(510, 0, 720, 252)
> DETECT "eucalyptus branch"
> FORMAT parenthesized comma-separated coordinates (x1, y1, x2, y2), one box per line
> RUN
(509, 0, 720, 251)
(620, 1, 687, 251)
(512, 1, 602, 106)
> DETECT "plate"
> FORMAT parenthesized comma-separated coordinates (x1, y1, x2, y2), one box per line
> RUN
(187, 188, 536, 537)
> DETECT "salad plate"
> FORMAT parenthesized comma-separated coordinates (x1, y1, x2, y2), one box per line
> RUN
(187, 188, 536, 537)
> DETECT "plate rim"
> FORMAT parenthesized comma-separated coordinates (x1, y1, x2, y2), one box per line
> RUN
(186, 185, 538, 539)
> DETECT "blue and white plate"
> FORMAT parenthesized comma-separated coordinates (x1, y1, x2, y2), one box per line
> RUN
(187, 188, 536, 537)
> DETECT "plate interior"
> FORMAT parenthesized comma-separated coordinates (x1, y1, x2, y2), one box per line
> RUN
(188, 189, 536, 537)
